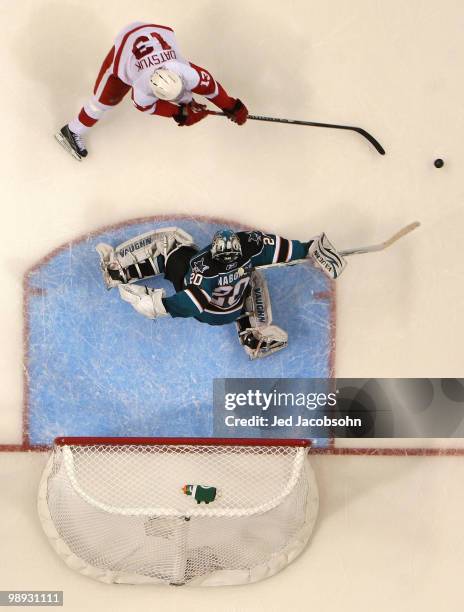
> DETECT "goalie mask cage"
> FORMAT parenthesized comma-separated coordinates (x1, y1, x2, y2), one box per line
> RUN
(38, 437, 319, 587)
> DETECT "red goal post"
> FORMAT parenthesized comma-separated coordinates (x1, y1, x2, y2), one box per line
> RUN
(53, 436, 312, 447)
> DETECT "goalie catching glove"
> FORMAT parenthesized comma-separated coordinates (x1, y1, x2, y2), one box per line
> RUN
(307, 233, 347, 280)
(118, 285, 168, 320)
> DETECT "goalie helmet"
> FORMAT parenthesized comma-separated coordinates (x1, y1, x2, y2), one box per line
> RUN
(211, 230, 242, 265)
(150, 68, 184, 101)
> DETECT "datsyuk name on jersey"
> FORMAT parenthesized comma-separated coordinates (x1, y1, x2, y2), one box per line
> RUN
(134, 49, 177, 72)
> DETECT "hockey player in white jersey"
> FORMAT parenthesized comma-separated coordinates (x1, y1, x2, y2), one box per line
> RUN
(56, 22, 249, 161)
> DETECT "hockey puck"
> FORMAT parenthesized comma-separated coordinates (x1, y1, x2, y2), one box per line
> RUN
(434, 158, 444, 168)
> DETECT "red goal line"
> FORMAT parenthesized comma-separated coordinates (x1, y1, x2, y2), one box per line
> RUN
(1, 441, 464, 456)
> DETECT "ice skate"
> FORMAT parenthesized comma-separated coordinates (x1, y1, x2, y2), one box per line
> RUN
(55, 125, 88, 161)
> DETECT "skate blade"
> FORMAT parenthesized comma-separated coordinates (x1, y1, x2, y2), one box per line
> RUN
(54, 132, 82, 162)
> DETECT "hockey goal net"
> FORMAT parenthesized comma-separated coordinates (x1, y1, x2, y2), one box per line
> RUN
(38, 437, 318, 586)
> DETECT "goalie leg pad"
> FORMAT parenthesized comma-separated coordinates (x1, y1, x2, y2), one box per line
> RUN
(118, 285, 168, 320)
(245, 270, 273, 329)
(95, 243, 127, 289)
(96, 227, 196, 289)
(236, 271, 288, 359)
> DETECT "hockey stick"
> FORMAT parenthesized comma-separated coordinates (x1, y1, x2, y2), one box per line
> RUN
(208, 111, 386, 155)
(339, 221, 420, 256)
(257, 222, 420, 271)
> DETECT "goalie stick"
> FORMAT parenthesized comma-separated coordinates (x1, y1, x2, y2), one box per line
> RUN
(339, 221, 420, 256)
(257, 222, 421, 274)
(208, 111, 386, 155)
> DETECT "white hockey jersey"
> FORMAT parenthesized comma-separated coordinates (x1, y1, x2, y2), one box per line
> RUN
(111, 22, 219, 113)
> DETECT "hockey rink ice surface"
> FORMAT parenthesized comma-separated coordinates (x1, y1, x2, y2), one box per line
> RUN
(24, 216, 334, 446)
(1, 1, 464, 611)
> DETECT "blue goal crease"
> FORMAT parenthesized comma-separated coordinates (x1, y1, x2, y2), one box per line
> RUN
(25, 218, 334, 446)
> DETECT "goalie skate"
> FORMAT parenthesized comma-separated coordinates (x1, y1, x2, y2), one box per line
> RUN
(238, 323, 288, 359)
(55, 125, 88, 162)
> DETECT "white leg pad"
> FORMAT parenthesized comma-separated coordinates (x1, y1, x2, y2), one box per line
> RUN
(118, 285, 168, 320)
(245, 270, 274, 328)
(237, 270, 288, 359)
(96, 227, 196, 289)
(96, 243, 127, 289)
(115, 227, 195, 268)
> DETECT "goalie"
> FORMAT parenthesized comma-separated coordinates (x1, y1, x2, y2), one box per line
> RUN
(96, 227, 346, 359)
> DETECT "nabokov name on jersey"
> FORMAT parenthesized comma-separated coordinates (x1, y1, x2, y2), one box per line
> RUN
(218, 271, 243, 286)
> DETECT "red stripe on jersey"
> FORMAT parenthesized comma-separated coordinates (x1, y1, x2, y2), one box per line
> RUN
(133, 101, 154, 112)
(113, 24, 174, 78)
(78, 108, 98, 127)
(189, 63, 217, 96)
(150, 100, 179, 117)
(209, 82, 235, 109)
(94, 46, 115, 94)
(97, 74, 131, 106)
(130, 89, 155, 112)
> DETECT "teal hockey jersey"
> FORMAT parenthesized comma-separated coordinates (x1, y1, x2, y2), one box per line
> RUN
(163, 230, 311, 325)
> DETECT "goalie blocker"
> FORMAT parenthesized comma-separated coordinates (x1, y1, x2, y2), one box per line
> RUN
(307, 233, 347, 280)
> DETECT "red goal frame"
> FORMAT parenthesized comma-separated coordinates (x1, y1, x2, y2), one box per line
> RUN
(54, 437, 311, 448)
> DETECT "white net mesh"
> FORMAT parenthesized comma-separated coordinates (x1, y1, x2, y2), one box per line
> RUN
(38, 439, 318, 586)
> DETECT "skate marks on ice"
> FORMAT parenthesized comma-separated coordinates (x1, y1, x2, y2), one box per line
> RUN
(23, 216, 334, 447)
